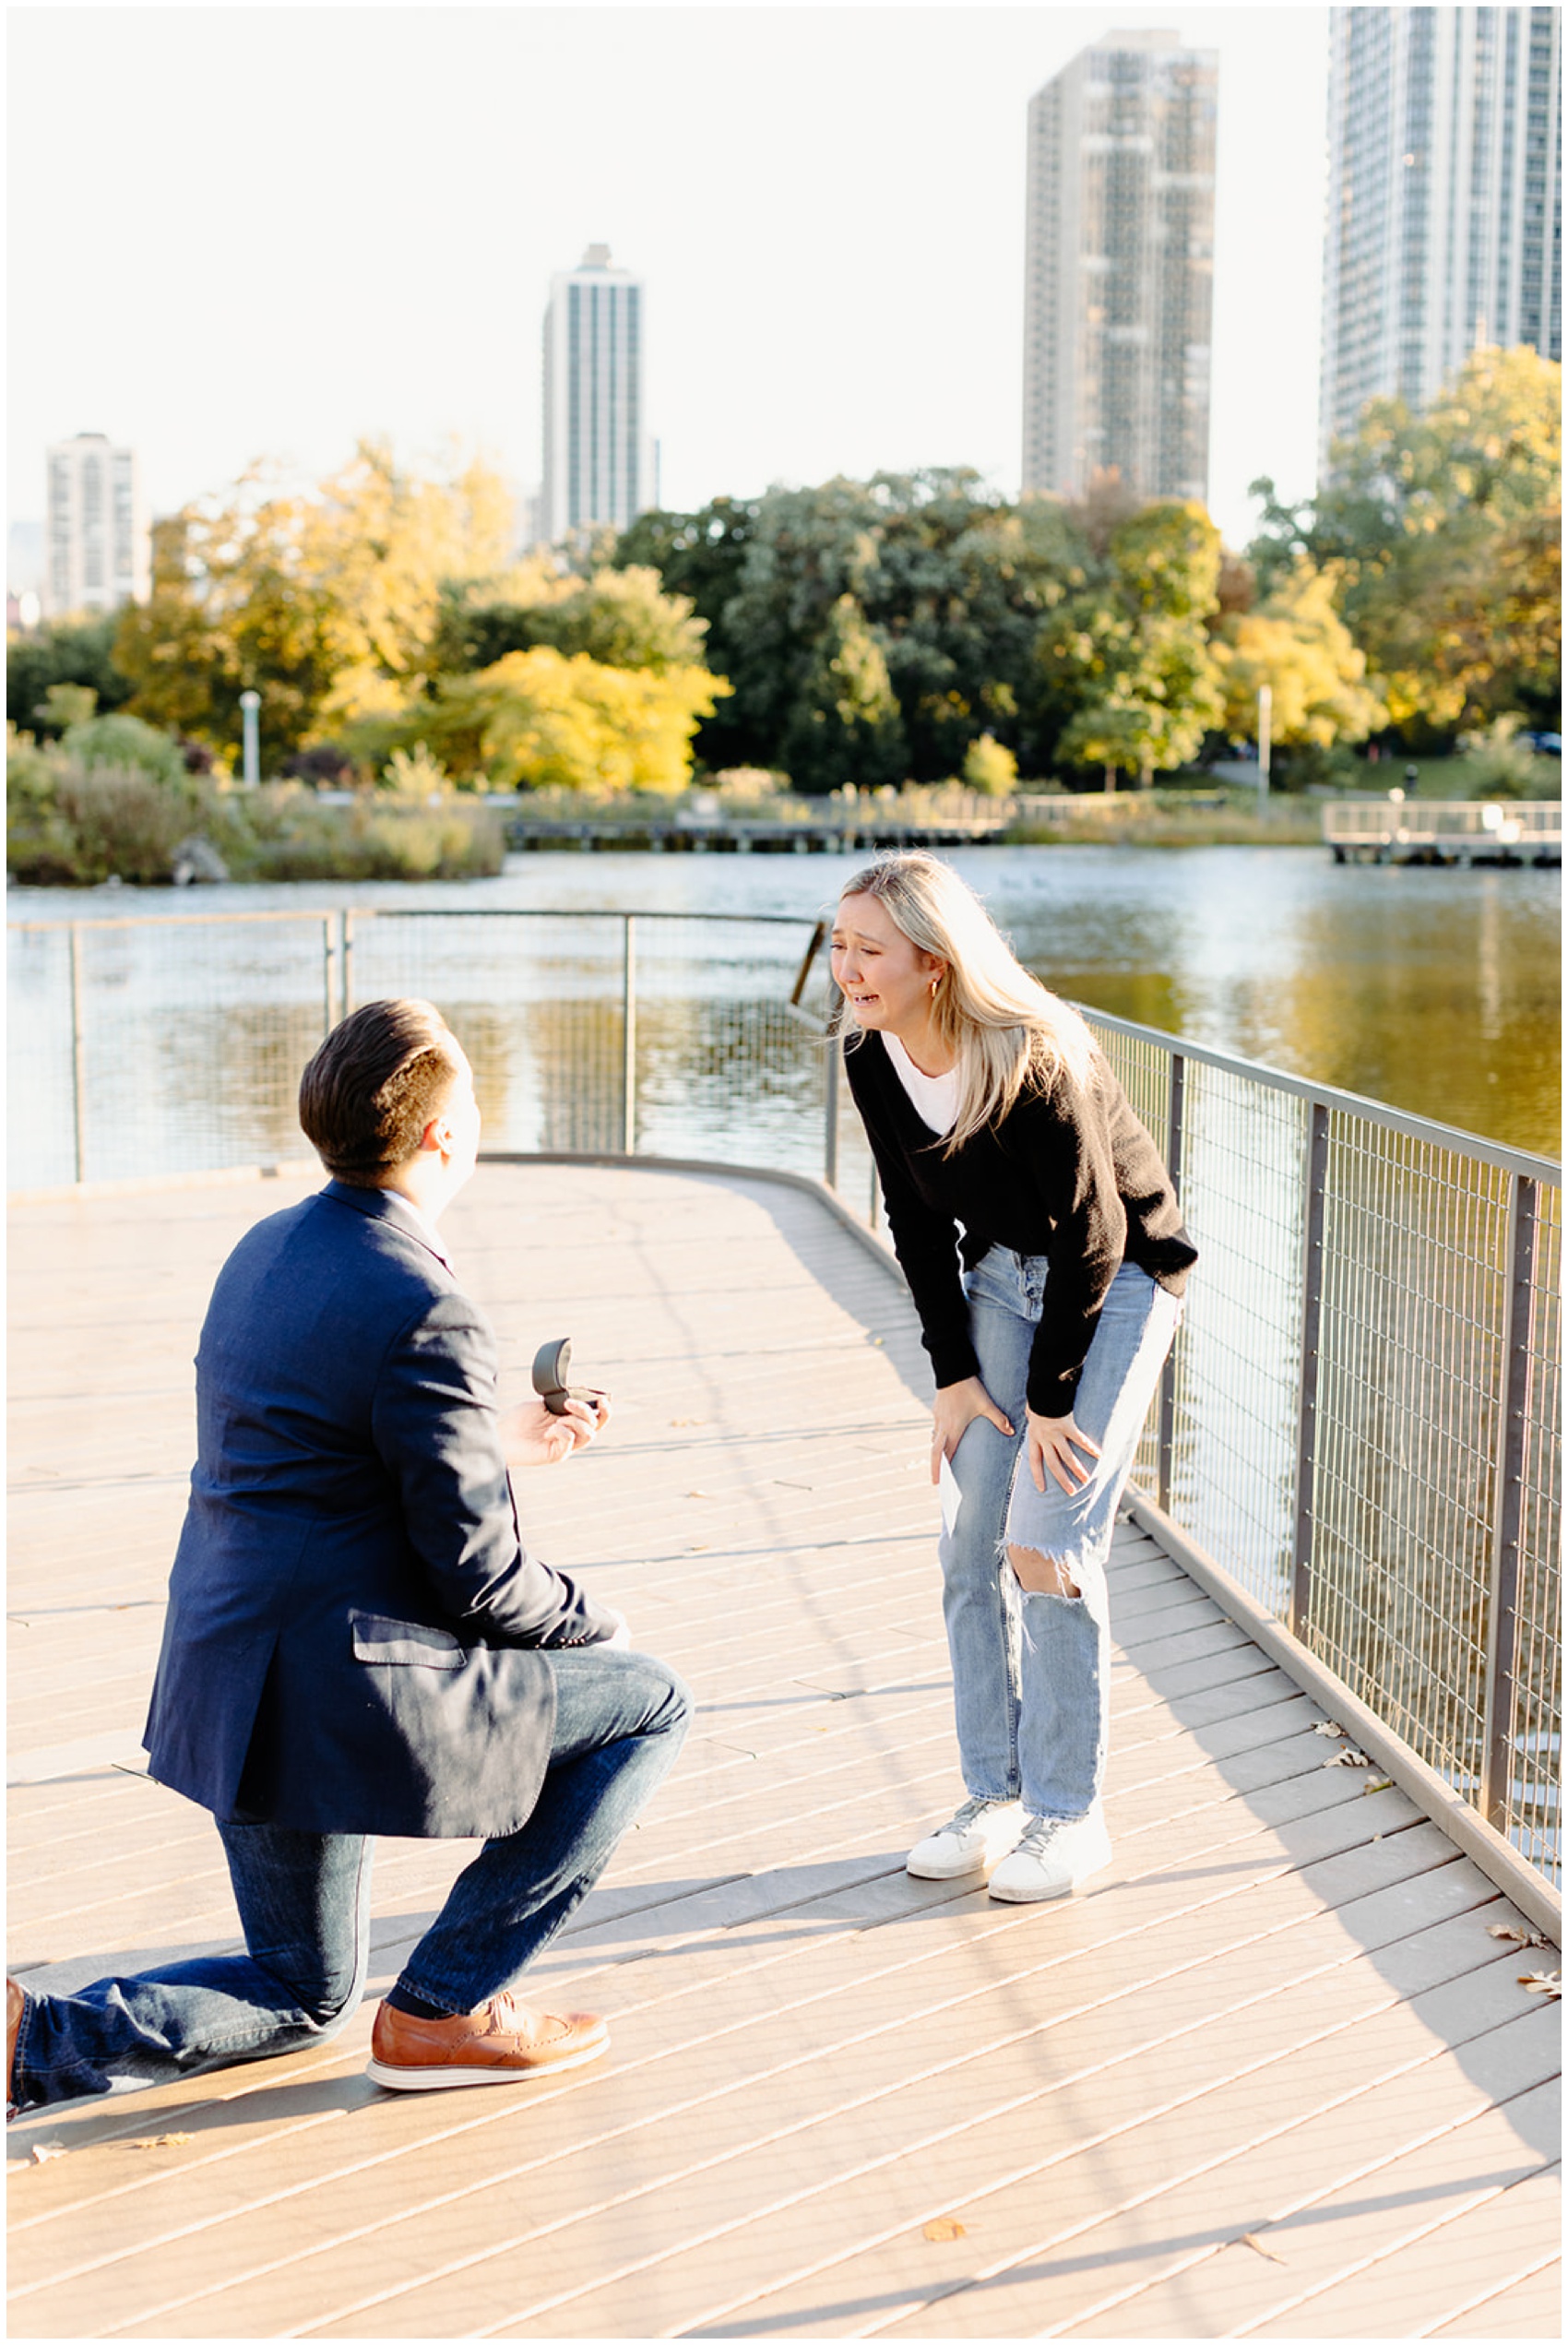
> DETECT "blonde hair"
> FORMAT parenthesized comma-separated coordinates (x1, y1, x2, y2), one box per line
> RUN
(837, 851, 1098, 1151)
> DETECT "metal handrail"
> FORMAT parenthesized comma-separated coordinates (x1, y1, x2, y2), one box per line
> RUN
(1080, 1006, 1562, 1183)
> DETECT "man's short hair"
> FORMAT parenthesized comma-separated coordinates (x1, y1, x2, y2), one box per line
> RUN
(299, 999, 462, 1187)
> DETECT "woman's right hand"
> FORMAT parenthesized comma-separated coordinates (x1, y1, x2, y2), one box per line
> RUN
(930, 1376, 1016, 1484)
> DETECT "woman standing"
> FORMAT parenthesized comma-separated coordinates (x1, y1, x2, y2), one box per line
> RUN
(831, 852, 1196, 1901)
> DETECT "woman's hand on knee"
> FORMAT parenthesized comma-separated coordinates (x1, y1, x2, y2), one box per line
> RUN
(1027, 1409, 1101, 1495)
(931, 1377, 1015, 1483)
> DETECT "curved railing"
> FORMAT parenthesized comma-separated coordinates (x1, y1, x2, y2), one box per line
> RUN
(7, 902, 1561, 1916)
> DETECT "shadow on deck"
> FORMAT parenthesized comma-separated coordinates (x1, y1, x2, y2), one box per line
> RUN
(6, 1163, 1561, 2339)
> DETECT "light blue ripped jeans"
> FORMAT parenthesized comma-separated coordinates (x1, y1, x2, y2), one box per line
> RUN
(940, 1248, 1181, 1823)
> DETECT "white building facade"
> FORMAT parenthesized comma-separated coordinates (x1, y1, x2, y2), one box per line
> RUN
(1022, 30, 1218, 506)
(1320, 6, 1562, 467)
(540, 245, 650, 542)
(43, 433, 148, 619)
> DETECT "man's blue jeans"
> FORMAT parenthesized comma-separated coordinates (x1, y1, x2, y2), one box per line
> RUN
(942, 1249, 1180, 1823)
(12, 1647, 690, 2112)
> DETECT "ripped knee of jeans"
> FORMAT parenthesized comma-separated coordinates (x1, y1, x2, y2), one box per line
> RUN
(1006, 1542, 1082, 1601)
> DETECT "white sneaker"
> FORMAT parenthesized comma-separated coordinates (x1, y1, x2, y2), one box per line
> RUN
(987, 1811, 1112, 1901)
(906, 1795, 1026, 1880)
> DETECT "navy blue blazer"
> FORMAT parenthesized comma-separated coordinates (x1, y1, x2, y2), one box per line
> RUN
(143, 1181, 621, 1839)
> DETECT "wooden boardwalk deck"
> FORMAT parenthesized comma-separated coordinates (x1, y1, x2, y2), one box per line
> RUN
(7, 1161, 1561, 2340)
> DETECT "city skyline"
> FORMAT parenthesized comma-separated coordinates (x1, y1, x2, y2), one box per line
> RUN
(1319, 4, 1562, 469)
(12, 8, 1330, 559)
(1022, 28, 1218, 504)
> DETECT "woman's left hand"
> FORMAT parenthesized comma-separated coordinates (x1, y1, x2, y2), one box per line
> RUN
(1026, 1409, 1101, 1496)
(498, 1395, 609, 1468)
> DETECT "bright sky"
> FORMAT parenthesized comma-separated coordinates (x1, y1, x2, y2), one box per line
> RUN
(7, 2, 1329, 561)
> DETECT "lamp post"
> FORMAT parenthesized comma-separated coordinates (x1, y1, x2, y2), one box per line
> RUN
(1257, 684, 1272, 815)
(239, 690, 261, 789)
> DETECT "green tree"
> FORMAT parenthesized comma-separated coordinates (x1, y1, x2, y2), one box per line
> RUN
(428, 565, 708, 679)
(782, 594, 906, 794)
(6, 614, 136, 736)
(610, 498, 762, 762)
(1248, 346, 1562, 736)
(409, 649, 727, 793)
(1037, 503, 1224, 784)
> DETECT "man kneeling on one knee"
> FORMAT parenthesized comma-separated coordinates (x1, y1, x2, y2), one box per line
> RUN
(8, 999, 691, 2113)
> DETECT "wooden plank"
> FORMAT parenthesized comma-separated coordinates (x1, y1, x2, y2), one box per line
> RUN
(1427, 2255, 1562, 2338)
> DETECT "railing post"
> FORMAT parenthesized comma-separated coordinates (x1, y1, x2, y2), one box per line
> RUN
(824, 998, 841, 1192)
(340, 909, 354, 1019)
(622, 914, 637, 1156)
(69, 923, 87, 1184)
(1479, 1174, 1538, 1831)
(790, 918, 826, 1007)
(1289, 1100, 1331, 1637)
(322, 917, 335, 1037)
(1157, 1052, 1186, 1511)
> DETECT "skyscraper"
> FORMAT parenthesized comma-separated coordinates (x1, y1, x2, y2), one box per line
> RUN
(540, 244, 649, 543)
(1022, 30, 1218, 506)
(1320, 7, 1562, 467)
(43, 433, 148, 618)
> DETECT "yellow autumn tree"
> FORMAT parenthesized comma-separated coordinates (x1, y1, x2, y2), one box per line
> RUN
(423, 648, 730, 793)
(1214, 559, 1385, 748)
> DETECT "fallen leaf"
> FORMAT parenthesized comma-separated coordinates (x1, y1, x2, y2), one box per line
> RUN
(1362, 1776, 1394, 1794)
(1519, 1971, 1562, 1998)
(126, 2132, 195, 2149)
(1240, 2232, 1287, 2265)
(1312, 1720, 1345, 1737)
(1324, 1747, 1370, 1768)
(1489, 1922, 1549, 1948)
(30, 2141, 67, 2163)
(686, 1489, 712, 1499)
(922, 2217, 967, 2242)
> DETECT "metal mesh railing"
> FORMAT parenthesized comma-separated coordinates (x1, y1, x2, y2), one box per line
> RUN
(1087, 1006, 1562, 1885)
(7, 906, 1561, 1887)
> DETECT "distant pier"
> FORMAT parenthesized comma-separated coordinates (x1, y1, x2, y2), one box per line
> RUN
(1324, 798, 1562, 866)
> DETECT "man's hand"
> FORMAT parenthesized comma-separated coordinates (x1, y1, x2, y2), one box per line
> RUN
(498, 1394, 610, 1469)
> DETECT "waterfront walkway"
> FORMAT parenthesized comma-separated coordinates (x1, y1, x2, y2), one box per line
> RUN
(7, 1163, 1561, 2339)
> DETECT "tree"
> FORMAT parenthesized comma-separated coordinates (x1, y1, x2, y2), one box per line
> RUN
(963, 734, 1017, 794)
(480, 649, 726, 794)
(1247, 346, 1562, 736)
(781, 594, 906, 794)
(113, 443, 517, 764)
(1213, 559, 1384, 758)
(6, 614, 136, 736)
(1037, 503, 1224, 784)
(411, 649, 728, 793)
(428, 565, 708, 679)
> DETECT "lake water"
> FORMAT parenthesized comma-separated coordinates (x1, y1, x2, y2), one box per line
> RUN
(10, 842, 1559, 1158)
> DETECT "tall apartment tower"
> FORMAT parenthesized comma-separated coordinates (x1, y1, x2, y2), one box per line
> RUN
(43, 432, 148, 618)
(1022, 30, 1218, 506)
(540, 244, 649, 543)
(1320, 7, 1562, 468)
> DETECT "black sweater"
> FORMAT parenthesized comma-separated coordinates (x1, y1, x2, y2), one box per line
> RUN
(844, 1030, 1197, 1415)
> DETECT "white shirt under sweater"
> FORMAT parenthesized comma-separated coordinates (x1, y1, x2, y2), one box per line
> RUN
(883, 1030, 960, 1137)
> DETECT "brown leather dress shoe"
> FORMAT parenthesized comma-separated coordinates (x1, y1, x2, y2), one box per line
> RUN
(365, 1992, 609, 2091)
